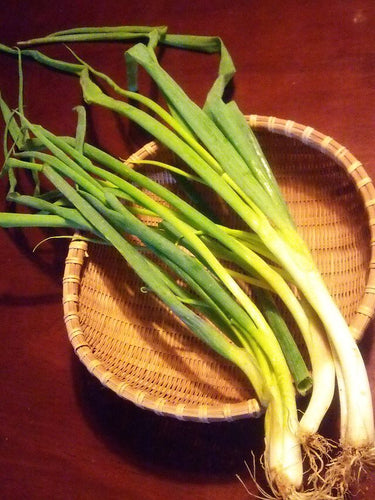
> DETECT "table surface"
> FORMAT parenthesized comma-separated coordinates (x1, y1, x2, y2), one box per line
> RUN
(1, 1, 375, 499)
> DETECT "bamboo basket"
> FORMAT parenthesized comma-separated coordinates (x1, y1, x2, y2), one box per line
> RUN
(63, 115, 375, 422)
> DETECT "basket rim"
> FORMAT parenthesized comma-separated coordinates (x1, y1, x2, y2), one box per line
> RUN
(63, 114, 375, 422)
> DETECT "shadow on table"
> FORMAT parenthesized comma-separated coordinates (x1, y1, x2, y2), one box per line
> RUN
(71, 351, 266, 484)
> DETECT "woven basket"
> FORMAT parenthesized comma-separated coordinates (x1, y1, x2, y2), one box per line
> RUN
(63, 115, 375, 422)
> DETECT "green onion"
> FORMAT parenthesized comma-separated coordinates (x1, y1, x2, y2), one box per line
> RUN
(1, 26, 374, 498)
(2, 108, 304, 493)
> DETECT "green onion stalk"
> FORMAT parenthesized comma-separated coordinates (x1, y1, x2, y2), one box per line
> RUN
(1, 105, 306, 496)
(0, 25, 374, 497)
(125, 38, 374, 495)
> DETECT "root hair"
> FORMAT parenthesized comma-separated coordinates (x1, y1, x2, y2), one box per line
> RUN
(300, 432, 337, 489)
(238, 449, 339, 499)
(324, 445, 375, 498)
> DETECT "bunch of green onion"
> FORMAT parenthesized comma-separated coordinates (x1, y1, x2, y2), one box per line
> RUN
(1, 26, 374, 498)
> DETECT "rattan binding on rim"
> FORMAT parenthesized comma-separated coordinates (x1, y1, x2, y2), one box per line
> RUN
(63, 115, 375, 422)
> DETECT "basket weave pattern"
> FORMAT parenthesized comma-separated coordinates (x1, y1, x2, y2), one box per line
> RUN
(63, 116, 375, 422)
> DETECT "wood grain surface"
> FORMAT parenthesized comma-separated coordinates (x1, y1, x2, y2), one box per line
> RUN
(1, 1, 375, 498)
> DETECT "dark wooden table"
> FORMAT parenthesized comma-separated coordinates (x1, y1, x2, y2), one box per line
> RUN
(1, 1, 375, 498)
